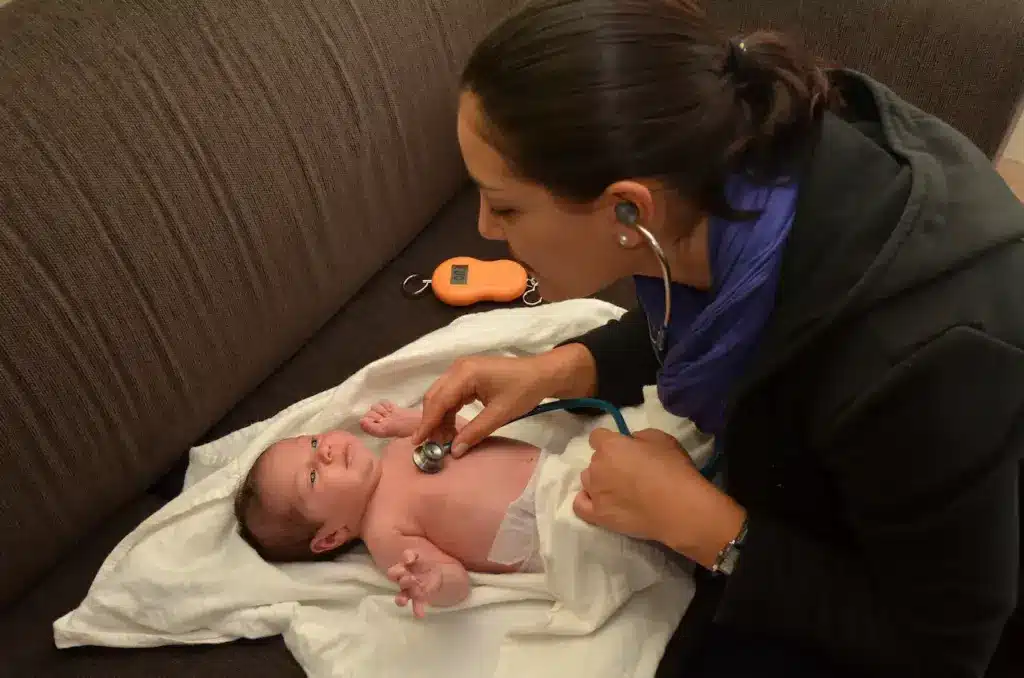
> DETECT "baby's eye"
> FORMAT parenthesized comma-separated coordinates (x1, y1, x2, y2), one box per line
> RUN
(311, 437, 318, 449)
(309, 469, 317, 486)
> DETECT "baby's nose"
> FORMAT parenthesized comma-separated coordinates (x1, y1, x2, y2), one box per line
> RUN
(317, 444, 333, 464)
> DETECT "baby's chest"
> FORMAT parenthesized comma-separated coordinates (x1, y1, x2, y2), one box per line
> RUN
(385, 446, 539, 534)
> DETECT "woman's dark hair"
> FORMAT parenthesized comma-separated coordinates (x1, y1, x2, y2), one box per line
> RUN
(461, 0, 835, 221)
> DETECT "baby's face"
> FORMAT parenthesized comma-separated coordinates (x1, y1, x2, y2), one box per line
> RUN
(254, 430, 380, 547)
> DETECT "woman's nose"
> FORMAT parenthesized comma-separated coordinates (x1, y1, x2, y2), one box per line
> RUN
(477, 207, 506, 241)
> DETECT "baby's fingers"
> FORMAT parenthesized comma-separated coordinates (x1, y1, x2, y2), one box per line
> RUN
(398, 574, 421, 594)
(387, 563, 409, 582)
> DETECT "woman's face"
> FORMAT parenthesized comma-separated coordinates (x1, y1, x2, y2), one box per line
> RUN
(456, 92, 642, 301)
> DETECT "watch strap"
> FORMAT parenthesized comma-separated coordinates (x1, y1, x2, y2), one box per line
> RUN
(711, 516, 748, 576)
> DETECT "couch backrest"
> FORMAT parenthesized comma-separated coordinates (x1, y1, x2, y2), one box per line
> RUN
(708, 0, 1024, 158)
(0, 0, 508, 604)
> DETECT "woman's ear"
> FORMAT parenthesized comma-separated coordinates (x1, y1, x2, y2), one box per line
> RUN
(605, 180, 657, 228)
(310, 524, 350, 554)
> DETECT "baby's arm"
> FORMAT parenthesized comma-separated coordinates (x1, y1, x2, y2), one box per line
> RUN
(367, 531, 471, 617)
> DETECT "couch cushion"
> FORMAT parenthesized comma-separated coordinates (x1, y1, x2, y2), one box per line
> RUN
(707, 0, 1024, 158)
(0, 0, 512, 604)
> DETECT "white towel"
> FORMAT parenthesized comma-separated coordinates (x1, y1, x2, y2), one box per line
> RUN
(54, 299, 709, 678)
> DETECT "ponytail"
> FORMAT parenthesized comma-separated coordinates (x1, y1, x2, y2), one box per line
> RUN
(722, 31, 834, 184)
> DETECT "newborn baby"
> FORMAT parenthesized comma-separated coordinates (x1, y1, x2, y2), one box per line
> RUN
(234, 401, 544, 617)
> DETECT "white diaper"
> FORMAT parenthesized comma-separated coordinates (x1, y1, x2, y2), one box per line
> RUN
(487, 452, 546, 573)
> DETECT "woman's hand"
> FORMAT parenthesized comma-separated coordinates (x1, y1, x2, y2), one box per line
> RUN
(412, 344, 597, 457)
(573, 427, 747, 569)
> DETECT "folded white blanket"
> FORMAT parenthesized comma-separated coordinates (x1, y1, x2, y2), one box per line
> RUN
(54, 299, 710, 678)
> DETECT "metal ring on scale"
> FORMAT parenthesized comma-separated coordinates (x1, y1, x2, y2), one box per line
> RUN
(401, 274, 432, 299)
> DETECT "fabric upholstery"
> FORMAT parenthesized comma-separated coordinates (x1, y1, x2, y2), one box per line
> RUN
(0, 0, 510, 604)
(708, 0, 1024, 158)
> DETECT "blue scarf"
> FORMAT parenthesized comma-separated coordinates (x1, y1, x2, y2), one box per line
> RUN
(634, 176, 798, 435)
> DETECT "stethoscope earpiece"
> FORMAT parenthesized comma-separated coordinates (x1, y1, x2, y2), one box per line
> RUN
(615, 201, 640, 226)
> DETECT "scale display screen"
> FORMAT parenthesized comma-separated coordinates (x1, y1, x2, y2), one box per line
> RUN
(450, 264, 469, 285)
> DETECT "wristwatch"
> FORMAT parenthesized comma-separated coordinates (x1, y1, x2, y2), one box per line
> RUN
(711, 517, 748, 576)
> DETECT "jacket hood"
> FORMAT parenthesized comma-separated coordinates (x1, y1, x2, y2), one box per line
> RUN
(733, 70, 1024, 393)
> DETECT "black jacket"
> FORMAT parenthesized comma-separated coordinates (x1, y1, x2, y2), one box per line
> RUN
(568, 71, 1024, 678)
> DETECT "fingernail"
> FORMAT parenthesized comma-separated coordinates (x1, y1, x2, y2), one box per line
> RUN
(452, 443, 468, 458)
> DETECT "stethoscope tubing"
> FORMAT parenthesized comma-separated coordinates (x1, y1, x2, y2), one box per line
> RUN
(511, 397, 722, 480)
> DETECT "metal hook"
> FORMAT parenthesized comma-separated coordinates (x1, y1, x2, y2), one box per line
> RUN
(401, 274, 432, 299)
(522, 277, 543, 306)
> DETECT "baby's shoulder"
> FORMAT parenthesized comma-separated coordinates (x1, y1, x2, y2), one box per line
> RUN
(364, 477, 421, 537)
(362, 515, 422, 568)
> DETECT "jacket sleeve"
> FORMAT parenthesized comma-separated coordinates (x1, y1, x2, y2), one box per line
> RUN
(716, 326, 1021, 678)
(560, 306, 660, 408)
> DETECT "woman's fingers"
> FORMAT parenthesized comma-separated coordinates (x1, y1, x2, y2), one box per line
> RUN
(413, 372, 474, 445)
(414, 354, 552, 451)
(573, 489, 596, 523)
(449, 403, 512, 455)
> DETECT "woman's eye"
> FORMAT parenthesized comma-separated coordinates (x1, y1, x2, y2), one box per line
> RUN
(490, 207, 518, 218)
(309, 469, 317, 486)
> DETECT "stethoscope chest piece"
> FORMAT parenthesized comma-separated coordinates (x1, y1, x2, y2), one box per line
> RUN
(412, 440, 450, 474)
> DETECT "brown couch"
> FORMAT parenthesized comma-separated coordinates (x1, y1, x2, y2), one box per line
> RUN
(1, 0, 1021, 676)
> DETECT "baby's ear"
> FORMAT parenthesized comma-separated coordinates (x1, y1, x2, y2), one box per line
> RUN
(310, 524, 350, 554)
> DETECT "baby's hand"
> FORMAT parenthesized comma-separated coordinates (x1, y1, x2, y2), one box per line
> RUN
(387, 549, 443, 618)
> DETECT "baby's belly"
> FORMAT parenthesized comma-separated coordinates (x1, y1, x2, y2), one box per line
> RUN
(411, 437, 541, 573)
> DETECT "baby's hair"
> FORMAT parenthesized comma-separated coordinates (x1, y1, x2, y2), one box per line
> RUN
(234, 441, 362, 563)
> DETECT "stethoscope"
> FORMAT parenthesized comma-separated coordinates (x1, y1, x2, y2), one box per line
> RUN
(412, 395, 722, 479)
(412, 203, 727, 479)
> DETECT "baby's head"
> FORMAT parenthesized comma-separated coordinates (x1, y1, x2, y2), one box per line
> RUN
(234, 430, 381, 562)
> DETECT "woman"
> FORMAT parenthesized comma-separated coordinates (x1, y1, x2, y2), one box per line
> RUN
(412, 1, 1023, 676)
